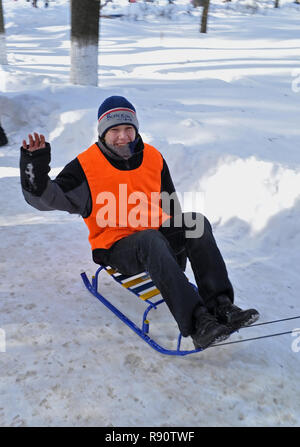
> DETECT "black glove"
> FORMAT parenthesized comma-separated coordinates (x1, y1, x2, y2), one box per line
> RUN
(19, 143, 51, 196)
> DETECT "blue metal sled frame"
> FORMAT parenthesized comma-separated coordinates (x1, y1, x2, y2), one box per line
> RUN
(81, 266, 203, 356)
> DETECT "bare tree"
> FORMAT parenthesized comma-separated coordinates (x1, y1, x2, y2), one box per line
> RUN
(191, 0, 210, 33)
(274, 0, 280, 7)
(200, 0, 210, 33)
(70, 0, 101, 86)
(191, 0, 205, 6)
(0, 0, 7, 65)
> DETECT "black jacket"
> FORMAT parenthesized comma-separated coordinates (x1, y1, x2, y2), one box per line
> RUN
(20, 135, 186, 267)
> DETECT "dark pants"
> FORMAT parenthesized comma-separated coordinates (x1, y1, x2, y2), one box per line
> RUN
(98, 213, 234, 336)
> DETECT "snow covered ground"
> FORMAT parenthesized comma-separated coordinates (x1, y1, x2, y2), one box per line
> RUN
(1, 0, 300, 427)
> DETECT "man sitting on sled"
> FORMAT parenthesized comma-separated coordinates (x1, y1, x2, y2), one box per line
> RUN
(20, 95, 259, 349)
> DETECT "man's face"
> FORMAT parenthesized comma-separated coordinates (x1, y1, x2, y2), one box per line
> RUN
(104, 125, 136, 147)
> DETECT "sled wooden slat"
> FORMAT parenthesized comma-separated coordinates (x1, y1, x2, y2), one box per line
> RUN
(122, 274, 151, 289)
(140, 288, 161, 301)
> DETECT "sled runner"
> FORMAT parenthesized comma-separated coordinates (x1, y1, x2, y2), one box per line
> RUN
(81, 265, 203, 356)
(81, 266, 300, 356)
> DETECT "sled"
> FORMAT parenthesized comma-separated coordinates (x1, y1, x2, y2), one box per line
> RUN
(81, 267, 300, 356)
(80, 265, 203, 356)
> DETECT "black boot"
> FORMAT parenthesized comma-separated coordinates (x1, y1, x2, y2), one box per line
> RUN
(191, 306, 231, 350)
(214, 295, 259, 332)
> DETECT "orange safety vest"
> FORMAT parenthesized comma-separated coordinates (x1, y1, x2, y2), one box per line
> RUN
(77, 143, 171, 250)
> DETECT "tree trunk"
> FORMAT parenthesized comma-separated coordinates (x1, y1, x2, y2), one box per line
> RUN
(0, 0, 8, 65)
(70, 0, 100, 86)
(200, 0, 210, 34)
(274, 0, 279, 7)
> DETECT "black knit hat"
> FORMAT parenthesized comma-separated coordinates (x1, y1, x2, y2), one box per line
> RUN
(97, 96, 139, 139)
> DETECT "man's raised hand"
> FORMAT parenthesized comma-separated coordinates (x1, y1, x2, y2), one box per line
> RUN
(22, 133, 46, 152)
